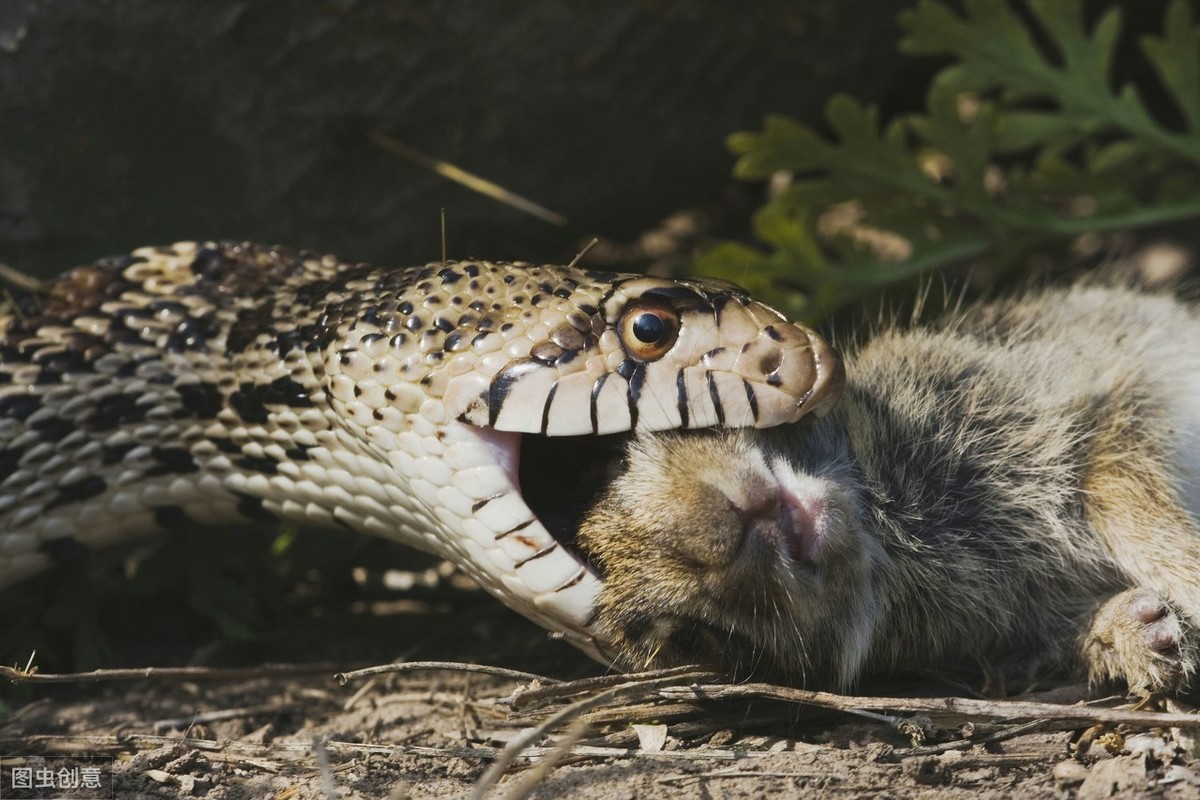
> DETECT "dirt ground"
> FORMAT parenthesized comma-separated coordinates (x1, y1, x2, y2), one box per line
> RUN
(5, 559, 1200, 800)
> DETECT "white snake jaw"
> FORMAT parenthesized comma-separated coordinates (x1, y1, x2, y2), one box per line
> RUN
(452, 424, 606, 647)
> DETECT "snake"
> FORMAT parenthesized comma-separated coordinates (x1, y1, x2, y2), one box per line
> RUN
(0, 241, 844, 661)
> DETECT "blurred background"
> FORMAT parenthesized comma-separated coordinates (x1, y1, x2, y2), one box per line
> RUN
(0, 0, 921, 277)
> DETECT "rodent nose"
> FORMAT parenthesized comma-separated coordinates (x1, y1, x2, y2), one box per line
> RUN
(735, 481, 820, 566)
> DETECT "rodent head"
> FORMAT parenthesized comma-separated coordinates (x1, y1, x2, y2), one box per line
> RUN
(575, 425, 880, 685)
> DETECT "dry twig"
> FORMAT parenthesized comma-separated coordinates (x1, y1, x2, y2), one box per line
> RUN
(657, 683, 1200, 731)
(1, 662, 348, 684)
(471, 671, 715, 800)
(504, 666, 716, 711)
(335, 661, 556, 686)
(368, 129, 566, 226)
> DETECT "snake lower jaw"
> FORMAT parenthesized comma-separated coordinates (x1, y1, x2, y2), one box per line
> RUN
(449, 424, 615, 647)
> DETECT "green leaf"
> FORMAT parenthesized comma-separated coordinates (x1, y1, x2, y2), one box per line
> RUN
(701, 0, 1200, 322)
(1141, 0, 1200, 131)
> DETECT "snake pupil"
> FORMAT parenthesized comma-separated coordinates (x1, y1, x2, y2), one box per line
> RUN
(631, 313, 666, 343)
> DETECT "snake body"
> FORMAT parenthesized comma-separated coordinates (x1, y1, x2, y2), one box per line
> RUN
(0, 241, 842, 658)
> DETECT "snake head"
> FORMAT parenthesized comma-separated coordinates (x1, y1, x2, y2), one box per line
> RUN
(439, 268, 844, 435)
(276, 256, 842, 662)
(335, 262, 844, 658)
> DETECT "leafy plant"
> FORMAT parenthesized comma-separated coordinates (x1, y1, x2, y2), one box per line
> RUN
(698, 0, 1200, 321)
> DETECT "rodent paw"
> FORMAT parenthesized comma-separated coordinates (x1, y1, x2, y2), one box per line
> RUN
(1082, 588, 1196, 693)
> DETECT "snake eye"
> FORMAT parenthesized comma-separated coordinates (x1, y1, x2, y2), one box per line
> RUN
(619, 302, 680, 361)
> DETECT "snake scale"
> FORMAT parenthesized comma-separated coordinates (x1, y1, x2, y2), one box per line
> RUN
(0, 241, 843, 660)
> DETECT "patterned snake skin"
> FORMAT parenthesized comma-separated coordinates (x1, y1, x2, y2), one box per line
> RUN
(0, 241, 843, 660)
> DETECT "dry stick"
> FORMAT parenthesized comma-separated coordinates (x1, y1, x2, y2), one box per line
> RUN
(566, 237, 600, 270)
(471, 672, 710, 800)
(499, 717, 591, 800)
(1, 663, 349, 684)
(368, 129, 567, 227)
(0, 261, 46, 293)
(153, 705, 291, 734)
(504, 666, 716, 711)
(894, 719, 1054, 758)
(657, 770, 829, 786)
(335, 661, 557, 686)
(658, 683, 1200, 730)
(0, 660, 553, 686)
(313, 738, 338, 800)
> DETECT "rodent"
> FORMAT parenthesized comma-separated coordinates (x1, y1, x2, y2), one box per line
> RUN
(575, 277, 1200, 693)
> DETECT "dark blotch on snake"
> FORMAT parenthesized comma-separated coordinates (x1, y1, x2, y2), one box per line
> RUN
(212, 437, 241, 454)
(705, 370, 726, 425)
(0, 394, 41, 422)
(226, 301, 277, 354)
(229, 383, 269, 424)
(758, 350, 783, 376)
(31, 348, 90, 380)
(235, 455, 278, 475)
(486, 359, 541, 427)
(531, 342, 563, 364)
(190, 247, 230, 281)
(39, 535, 88, 564)
(550, 325, 585, 350)
(360, 306, 383, 328)
(273, 329, 303, 355)
(0, 448, 22, 483)
(45, 475, 107, 511)
(284, 446, 311, 461)
(261, 376, 314, 408)
(177, 382, 223, 418)
(91, 394, 148, 432)
(233, 491, 276, 522)
(496, 518, 535, 540)
(101, 442, 138, 465)
(676, 370, 689, 429)
(165, 314, 222, 354)
(147, 446, 199, 476)
(743, 380, 759, 424)
(626, 361, 647, 429)
(589, 373, 610, 434)
(31, 415, 73, 442)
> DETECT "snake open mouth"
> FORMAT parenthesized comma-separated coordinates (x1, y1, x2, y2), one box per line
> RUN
(518, 432, 629, 574)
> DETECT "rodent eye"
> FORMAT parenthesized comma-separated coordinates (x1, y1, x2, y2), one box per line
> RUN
(619, 302, 680, 361)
